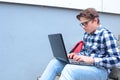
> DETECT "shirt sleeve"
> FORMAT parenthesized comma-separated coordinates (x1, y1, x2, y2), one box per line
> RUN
(94, 31, 120, 68)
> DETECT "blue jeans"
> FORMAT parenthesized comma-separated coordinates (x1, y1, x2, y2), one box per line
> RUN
(39, 58, 108, 80)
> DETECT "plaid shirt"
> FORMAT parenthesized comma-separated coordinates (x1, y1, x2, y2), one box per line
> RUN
(79, 26, 120, 68)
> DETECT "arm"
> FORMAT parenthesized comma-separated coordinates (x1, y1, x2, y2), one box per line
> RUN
(94, 32, 120, 68)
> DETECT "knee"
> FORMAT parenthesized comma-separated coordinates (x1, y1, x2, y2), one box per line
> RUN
(60, 64, 75, 80)
(61, 64, 73, 75)
(49, 58, 66, 68)
(63, 64, 72, 70)
(49, 58, 60, 65)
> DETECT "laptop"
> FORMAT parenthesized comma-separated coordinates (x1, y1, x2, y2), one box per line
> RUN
(48, 33, 92, 65)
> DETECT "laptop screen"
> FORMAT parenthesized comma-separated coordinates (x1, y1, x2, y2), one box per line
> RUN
(48, 33, 69, 63)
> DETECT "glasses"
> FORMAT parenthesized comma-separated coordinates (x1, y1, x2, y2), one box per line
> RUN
(80, 19, 91, 27)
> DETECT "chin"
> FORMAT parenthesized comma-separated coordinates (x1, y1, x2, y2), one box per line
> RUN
(86, 30, 93, 34)
(86, 31, 91, 34)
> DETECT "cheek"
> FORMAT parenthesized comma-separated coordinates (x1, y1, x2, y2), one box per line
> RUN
(87, 26, 93, 32)
(87, 25, 92, 30)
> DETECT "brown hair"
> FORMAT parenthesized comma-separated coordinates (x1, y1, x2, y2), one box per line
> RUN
(76, 8, 100, 24)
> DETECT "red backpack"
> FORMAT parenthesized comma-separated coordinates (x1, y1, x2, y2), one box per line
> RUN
(69, 40, 84, 55)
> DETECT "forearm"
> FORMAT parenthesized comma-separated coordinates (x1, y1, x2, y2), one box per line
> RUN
(94, 56, 120, 68)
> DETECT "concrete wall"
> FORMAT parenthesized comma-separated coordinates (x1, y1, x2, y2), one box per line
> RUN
(0, 2, 120, 80)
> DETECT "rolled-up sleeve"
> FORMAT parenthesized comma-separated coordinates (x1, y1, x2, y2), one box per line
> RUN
(94, 31, 120, 68)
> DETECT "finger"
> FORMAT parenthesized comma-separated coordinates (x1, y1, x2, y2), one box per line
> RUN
(70, 54, 74, 59)
(76, 57, 81, 61)
(73, 55, 79, 61)
(78, 58, 83, 62)
(77, 56, 84, 62)
(68, 54, 74, 59)
(68, 54, 71, 58)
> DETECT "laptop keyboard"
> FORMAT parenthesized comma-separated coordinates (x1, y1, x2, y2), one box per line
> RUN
(69, 59, 93, 65)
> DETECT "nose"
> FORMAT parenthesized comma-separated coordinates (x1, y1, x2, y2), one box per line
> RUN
(82, 25, 86, 29)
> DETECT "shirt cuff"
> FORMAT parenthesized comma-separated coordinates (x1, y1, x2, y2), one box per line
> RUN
(93, 58, 102, 67)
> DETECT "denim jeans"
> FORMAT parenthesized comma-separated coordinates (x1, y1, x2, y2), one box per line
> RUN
(39, 58, 108, 80)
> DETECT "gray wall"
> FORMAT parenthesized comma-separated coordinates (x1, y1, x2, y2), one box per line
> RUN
(0, 2, 120, 80)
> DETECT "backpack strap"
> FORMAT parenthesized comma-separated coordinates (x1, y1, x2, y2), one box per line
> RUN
(69, 40, 84, 55)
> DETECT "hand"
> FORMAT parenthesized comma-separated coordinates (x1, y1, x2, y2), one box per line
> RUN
(67, 53, 76, 59)
(73, 55, 94, 64)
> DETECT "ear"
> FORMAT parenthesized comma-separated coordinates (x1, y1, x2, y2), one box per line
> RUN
(93, 18, 98, 23)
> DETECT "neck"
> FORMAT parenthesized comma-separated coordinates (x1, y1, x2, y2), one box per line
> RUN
(90, 24, 100, 34)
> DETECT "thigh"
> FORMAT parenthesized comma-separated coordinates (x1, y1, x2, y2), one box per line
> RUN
(60, 64, 108, 80)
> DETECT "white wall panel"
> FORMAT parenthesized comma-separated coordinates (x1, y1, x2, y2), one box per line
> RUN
(1, 0, 120, 14)
(102, 0, 120, 14)
(0, 0, 102, 11)
(69, 0, 102, 11)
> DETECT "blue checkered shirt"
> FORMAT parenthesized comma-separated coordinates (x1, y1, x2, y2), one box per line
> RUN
(79, 26, 120, 68)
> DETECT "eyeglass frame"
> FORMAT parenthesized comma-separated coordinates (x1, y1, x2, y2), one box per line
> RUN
(80, 19, 92, 27)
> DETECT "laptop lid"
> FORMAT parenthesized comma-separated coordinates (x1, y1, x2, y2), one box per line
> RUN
(48, 33, 69, 63)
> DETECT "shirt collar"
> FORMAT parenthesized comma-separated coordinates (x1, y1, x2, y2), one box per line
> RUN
(91, 25, 102, 35)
